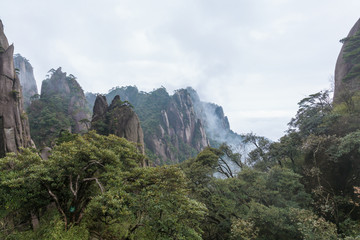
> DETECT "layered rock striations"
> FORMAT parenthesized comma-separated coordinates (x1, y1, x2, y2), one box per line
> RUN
(334, 18, 360, 103)
(91, 95, 145, 156)
(13, 54, 38, 108)
(147, 89, 209, 163)
(0, 20, 32, 157)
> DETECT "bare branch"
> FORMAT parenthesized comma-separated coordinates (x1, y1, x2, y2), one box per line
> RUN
(69, 175, 76, 198)
(82, 160, 105, 171)
(47, 188, 68, 229)
(218, 157, 234, 178)
(83, 177, 104, 193)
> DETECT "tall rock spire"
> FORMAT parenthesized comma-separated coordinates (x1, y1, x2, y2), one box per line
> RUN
(91, 94, 146, 165)
(0, 20, 32, 157)
(14, 54, 38, 108)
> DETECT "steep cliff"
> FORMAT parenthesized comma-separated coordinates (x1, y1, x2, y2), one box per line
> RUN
(186, 87, 242, 148)
(334, 18, 360, 103)
(87, 86, 209, 164)
(28, 68, 91, 146)
(91, 95, 145, 157)
(0, 20, 32, 157)
(13, 54, 38, 108)
(146, 89, 208, 164)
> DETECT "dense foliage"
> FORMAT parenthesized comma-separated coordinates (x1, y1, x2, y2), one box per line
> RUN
(0, 132, 206, 239)
(5, 85, 360, 239)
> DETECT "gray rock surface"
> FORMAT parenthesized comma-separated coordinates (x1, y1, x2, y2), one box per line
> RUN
(0, 20, 32, 157)
(91, 94, 108, 124)
(187, 87, 242, 147)
(334, 18, 360, 103)
(145, 89, 209, 164)
(40, 147, 52, 160)
(13, 54, 38, 108)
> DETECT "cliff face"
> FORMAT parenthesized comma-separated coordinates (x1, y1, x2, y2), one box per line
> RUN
(13, 54, 38, 108)
(187, 87, 242, 148)
(91, 95, 145, 156)
(334, 18, 360, 103)
(87, 86, 209, 164)
(0, 20, 32, 157)
(147, 89, 209, 164)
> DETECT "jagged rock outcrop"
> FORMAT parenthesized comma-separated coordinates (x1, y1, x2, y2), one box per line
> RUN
(91, 94, 108, 125)
(28, 68, 91, 146)
(0, 20, 32, 157)
(40, 68, 90, 133)
(334, 18, 360, 103)
(91, 95, 145, 157)
(187, 87, 242, 147)
(148, 89, 208, 163)
(13, 54, 38, 108)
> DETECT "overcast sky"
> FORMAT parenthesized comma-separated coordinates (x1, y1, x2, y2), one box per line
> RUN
(1, 0, 360, 140)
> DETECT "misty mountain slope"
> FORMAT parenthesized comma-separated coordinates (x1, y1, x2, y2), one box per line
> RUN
(186, 87, 243, 148)
(86, 86, 244, 164)
(13, 54, 38, 108)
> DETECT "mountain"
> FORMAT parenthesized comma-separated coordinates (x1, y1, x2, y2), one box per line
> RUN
(91, 94, 146, 162)
(13, 54, 38, 108)
(87, 86, 209, 164)
(334, 18, 360, 103)
(186, 87, 243, 148)
(0, 20, 32, 157)
(28, 68, 91, 146)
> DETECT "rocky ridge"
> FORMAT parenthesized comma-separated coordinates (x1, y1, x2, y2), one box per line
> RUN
(87, 87, 209, 164)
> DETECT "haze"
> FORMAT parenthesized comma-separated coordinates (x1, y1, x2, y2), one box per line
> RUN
(1, 0, 360, 140)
